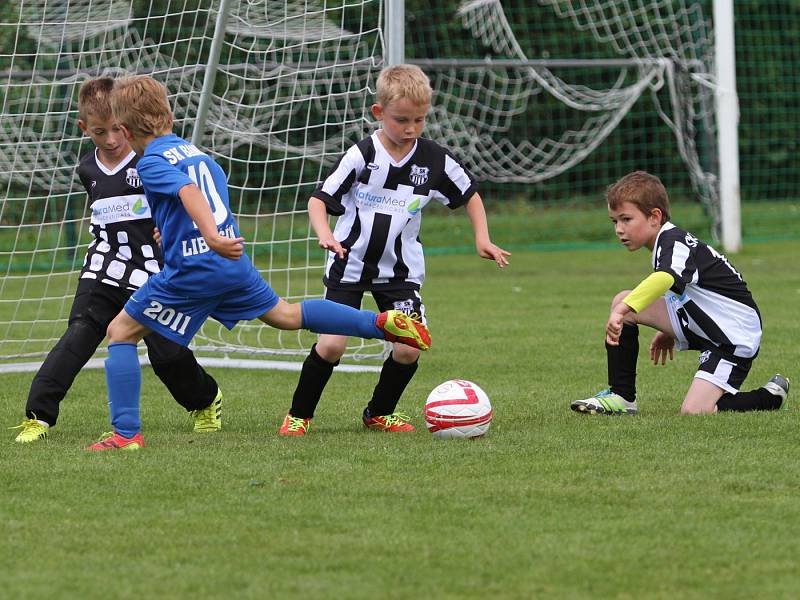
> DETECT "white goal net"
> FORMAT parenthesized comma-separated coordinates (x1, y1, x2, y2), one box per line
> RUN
(420, 0, 718, 222)
(1, 0, 720, 370)
(0, 0, 387, 369)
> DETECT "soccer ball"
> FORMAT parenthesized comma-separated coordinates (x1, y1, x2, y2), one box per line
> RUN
(424, 379, 492, 439)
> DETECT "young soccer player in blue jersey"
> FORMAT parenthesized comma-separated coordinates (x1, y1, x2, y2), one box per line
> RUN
(571, 171, 789, 416)
(86, 75, 431, 450)
(12, 77, 222, 444)
(278, 64, 510, 435)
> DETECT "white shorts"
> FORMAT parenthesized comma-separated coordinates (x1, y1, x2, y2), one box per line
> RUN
(664, 293, 754, 393)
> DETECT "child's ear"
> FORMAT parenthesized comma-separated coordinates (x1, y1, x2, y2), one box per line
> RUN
(650, 207, 663, 223)
(118, 123, 133, 141)
(370, 103, 383, 120)
(77, 119, 87, 134)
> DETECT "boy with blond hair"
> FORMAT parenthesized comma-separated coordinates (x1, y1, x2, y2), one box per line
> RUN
(571, 170, 789, 416)
(87, 74, 430, 450)
(279, 64, 510, 435)
(12, 77, 222, 443)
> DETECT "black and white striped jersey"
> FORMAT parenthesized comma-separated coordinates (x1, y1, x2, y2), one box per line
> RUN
(77, 149, 162, 291)
(315, 132, 477, 290)
(653, 222, 761, 358)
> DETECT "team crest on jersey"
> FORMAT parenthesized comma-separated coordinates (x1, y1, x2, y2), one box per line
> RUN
(392, 299, 415, 315)
(409, 164, 429, 186)
(126, 168, 141, 188)
(684, 233, 698, 248)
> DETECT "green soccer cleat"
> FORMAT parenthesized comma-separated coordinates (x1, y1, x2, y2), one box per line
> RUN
(571, 389, 639, 415)
(11, 418, 49, 443)
(191, 388, 223, 432)
(376, 310, 431, 351)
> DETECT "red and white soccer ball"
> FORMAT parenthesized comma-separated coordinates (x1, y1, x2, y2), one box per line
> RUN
(424, 379, 492, 439)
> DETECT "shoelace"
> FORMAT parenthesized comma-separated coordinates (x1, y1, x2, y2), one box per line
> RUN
(9, 419, 40, 431)
(192, 404, 219, 428)
(9, 413, 45, 432)
(285, 416, 309, 432)
(378, 412, 411, 426)
(94, 431, 116, 445)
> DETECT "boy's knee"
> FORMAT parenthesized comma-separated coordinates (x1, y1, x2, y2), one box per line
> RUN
(315, 337, 347, 363)
(106, 313, 145, 344)
(680, 399, 718, 415)
(392, 343, 420, 364)
(260, 300, 301, 330)
(106, 321, 120, 341)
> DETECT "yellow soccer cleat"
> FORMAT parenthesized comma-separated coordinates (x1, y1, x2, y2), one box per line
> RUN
(191, 388, 223, 432)
(376, 310, 431, 351)
(11, 418, 49, 443)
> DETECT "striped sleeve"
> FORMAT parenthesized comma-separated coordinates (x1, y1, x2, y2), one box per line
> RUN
(655, 231, 694, 294)
(436, 149, 477, 209)
(314, 144, 367, 216)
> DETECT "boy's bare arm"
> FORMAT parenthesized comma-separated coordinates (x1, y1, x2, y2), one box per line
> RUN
(464, 193, 510, 267)
(309, 196, 346, 259)
(179, 183, 244, 260)
(607, 271, 674, 345)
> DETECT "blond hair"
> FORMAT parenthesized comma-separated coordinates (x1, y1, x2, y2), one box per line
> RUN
(78, 77, 115, 122)
(606, 171, 671, 224)
(375, 64, 432, 107)
(110, 75, 173, 137)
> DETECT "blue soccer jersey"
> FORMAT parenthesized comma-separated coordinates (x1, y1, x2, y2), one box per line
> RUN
(136, 133, 251, 294)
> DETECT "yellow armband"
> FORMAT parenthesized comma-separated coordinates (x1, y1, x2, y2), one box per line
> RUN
(622, 271, 675, 313)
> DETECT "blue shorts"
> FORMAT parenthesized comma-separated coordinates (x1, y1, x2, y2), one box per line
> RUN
(125, 270, 279, 346)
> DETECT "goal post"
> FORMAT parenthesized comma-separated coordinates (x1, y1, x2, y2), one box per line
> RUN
(713, 0, 742, 253)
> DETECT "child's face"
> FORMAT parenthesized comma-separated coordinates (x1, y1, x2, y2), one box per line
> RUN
(371, 97, 430, 152)
(78, 114, 131, 163)
(608, 201, 662, 252)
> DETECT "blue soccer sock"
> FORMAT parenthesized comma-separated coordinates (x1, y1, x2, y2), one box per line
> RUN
(105, 342, 142, 438)
(300, 299, 382, 338)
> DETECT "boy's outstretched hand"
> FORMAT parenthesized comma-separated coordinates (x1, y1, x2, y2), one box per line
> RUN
(477, 241, 511, 268)
(318, 235, 347, 259)
(649, 331, 675, 365)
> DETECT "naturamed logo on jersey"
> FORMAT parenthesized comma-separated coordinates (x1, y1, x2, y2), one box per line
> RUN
(355, 190, 424, 216)
(132, 198, 148, 215)
(91, 196, 151, 223)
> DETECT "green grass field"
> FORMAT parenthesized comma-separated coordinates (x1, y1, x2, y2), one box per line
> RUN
(2, 239, 799, 599)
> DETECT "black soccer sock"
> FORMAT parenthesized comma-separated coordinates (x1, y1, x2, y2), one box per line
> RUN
(717, 387, 783, 412)
(149, 347, 218, 412)
(607, 323, 639, 403)
(365, 353, 419, 417)
(290, 344, 337, 419)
